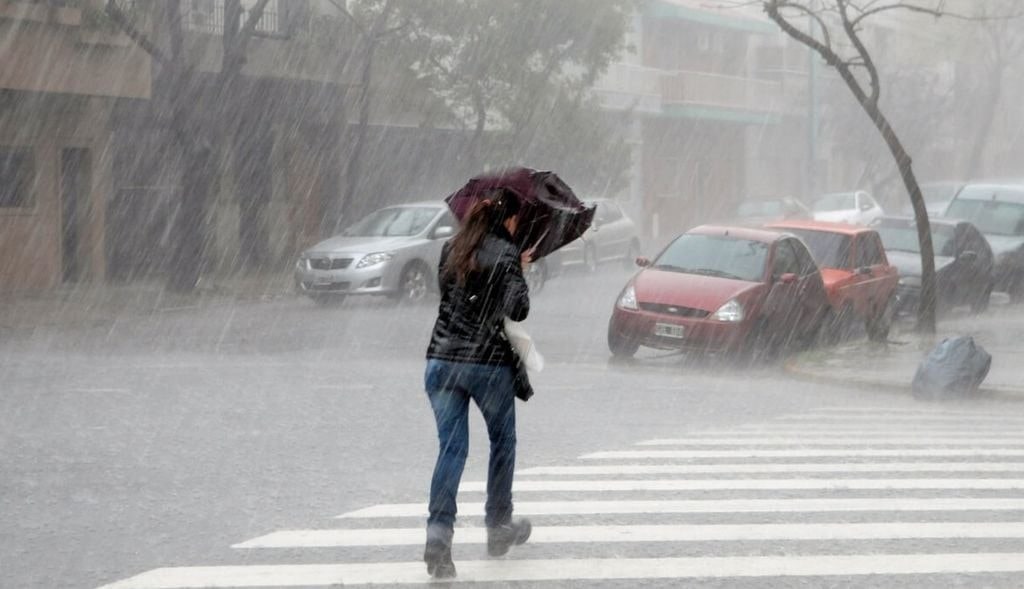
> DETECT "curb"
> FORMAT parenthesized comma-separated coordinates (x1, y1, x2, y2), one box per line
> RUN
(0, 288, 298, 333)
(784, 357, 1024, 402)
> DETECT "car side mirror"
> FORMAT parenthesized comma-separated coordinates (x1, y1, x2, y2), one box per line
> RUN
(859, 202, 872, 211)
(779, 272, 798, 284)
(960, 250, 978, 263)
(857, 266, 873, 275)
(432, 226, 454, 239)
(636, 257, 651, 268)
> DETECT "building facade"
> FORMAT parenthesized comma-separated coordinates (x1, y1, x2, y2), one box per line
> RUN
(0, 0, 151, 293)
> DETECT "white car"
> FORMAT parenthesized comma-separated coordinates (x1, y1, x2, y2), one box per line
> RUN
(812, 191, 884, 225)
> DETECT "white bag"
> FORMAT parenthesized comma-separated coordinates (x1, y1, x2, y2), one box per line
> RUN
(503, 317, 544, 372)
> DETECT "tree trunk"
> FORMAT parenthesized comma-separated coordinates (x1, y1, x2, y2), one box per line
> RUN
(338, 0, 395, 234)
(466, 87, 488, 172)
(864, 102, 937, 333)
(339, 42, 377, 233)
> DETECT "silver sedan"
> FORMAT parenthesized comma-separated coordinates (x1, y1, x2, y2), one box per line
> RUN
(295, 203, 456, 304)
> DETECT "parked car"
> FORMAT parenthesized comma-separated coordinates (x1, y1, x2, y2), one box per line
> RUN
(943, 182, 1024, 302)
(872, 216, 994, 315)
(899, 180, 963, 217)
(731, 195, 811, 225)
(559, 199, 641, 272)
(767, 220, 899, 341)
(607, 225, 830, 359)
(812, 190, 884, 225)
(294, 202, 456, 304)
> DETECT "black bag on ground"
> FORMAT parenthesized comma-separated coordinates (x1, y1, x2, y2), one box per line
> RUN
(912, 336, 991, 399)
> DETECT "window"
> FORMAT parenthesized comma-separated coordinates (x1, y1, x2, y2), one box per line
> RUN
(785, 229, 852, 269)
(791, 240, 819, 276)
(342, 206, 439, 237)
(813, 193, 856, 212)
(945, 198, 1024, 236)
(654, 234, 768, 283)
(856, 234, 885, 267)
(772, 240, 801, 277)
(0, 148, 35, 208)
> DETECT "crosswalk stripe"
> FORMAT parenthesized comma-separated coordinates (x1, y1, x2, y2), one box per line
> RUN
(95, 553, 1024, 587)
(459, 478, 1024, 492)
(698, 429, 1024, 436)
(638, 437, 1024, 446)
(336, 497, 1024, 519)
(234, 522, 1024, 549)
(775, 414, 1024, 423)
(799, 407, 1024, 417)
(517, 462, 1024, 476)
(583, 449, 1024, 459)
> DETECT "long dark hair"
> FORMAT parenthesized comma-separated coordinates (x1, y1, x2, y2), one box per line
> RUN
(445, 187, 521, 286)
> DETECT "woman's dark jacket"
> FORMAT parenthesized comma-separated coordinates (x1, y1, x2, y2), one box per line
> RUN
(426, 226, 529, 367)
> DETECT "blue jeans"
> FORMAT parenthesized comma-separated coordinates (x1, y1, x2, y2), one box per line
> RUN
(424, 359, 517, 532)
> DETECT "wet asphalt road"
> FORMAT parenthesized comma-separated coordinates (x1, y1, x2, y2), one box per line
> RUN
(4, 267, 1024, 588)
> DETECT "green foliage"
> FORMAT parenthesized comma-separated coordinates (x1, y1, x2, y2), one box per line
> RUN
(392, 0, 638, 192)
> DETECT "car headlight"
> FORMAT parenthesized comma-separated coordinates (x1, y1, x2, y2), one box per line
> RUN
(618, 284, 638, 310)
(296, 255, 309, 270)
(711, 299, 744, 322)
(356, 252, 395, 269)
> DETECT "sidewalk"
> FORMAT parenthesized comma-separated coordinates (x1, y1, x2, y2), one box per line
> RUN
(786, 304, 1024, 398)
(0, 272, 296, 332)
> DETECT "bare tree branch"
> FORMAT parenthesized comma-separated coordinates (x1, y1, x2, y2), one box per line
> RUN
(105, 0, 168, 65)
(838, 0, 880, 104)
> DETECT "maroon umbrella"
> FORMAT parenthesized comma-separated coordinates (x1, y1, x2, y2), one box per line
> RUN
(445, 167, 596, 260)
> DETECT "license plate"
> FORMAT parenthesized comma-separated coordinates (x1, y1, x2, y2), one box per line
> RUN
(314, 277, 333, 286)
(654, 323, 685, 339)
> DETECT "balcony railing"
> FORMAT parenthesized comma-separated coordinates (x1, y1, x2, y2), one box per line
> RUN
(594, 62, 786, 114)
(594, 62, 663, 98)
(184, 1, 281, 36)
(660, 70, 783, 112)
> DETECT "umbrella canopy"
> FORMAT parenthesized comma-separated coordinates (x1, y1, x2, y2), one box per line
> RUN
(445, 167, 596, 260)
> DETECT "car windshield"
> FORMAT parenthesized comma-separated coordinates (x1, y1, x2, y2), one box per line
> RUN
(813, 193, 855, 212)
(782, 229, 852, 269)
(945, 192, 1024, 236)
(343, 206, 439, 237)
(653, 233, 768, 282)
(876, 221, 956, 257)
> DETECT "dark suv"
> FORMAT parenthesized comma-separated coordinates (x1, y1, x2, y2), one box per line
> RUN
(943, 183, 1024, 302)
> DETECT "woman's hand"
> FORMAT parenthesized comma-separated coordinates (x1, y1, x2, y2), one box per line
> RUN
(520, 247, 536, 270)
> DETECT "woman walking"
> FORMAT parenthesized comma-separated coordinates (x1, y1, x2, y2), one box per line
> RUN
(423, 187, 533, 579)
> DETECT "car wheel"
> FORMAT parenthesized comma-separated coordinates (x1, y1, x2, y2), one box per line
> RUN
(970, 284, 993, 314)
(607, 325, 640, 358)
(583, 244, 598, 274)
(395, 261, 430, 303)
(624, 240, 641, 271)
(524, 261, 546, 293)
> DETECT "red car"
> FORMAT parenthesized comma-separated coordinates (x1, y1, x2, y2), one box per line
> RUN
(767, 220, 899, 341)
(607, 225, 831, 359)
